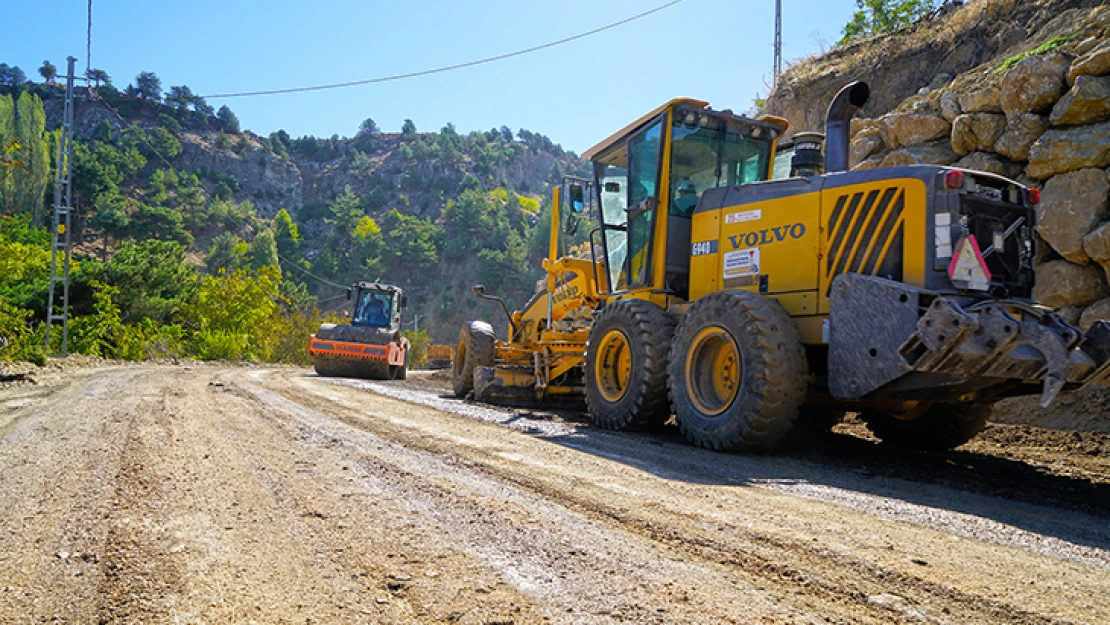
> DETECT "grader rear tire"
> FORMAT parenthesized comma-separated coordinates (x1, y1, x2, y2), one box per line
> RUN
(667, 291, 809, 452)
(862, 403, 991, 450)
(452, 321, 496, 397)
(584, 299, 675, 430)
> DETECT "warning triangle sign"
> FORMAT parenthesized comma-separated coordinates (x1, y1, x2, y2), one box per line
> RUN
(947, 235, 992, 291)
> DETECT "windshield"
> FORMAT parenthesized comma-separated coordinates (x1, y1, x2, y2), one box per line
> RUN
(353, 289, 394, 327)
(668, 112, 774, 217)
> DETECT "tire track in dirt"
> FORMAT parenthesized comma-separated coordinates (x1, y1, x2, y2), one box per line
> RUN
(245, 369, 1108, 624)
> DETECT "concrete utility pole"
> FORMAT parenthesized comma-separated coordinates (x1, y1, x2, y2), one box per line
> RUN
(774, 0, 783, 86)
(45, 57, 76, 356)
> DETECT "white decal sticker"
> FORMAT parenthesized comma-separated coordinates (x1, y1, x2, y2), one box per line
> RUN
(725, 209, 762, 224)
(723, 248, 760, 278)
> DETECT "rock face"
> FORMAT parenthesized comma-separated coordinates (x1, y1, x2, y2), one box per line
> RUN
(1079, 298, 1110, 331)
(994, 114, 1050, 161)
(1049, 75, 1110, 126)
(1035, 168, 1109, 263)
(1001, 53, 1071, 119)
(1084, 221, 1110, 282)
(1068, 39, 1110, 84)
(880, 140, 957, 167)
(1033, 260, 1108, 308)
(951, 113, 1007, 156)
(850, 128, 885, 167)
(953, 152, 1023, 179)
(879, 114, 950, 149)
(958, 88, 1002, 114)
(1026, 120, 1110, 179)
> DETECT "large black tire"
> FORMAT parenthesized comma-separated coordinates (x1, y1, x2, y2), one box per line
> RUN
(452, 321, 496, 397)
(668, 291, 809, 452)
(584, 299, 675, 430)
(862, 403, 991, 450)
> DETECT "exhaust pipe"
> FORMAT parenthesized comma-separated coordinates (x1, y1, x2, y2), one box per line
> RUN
(825, 81, 870, 174)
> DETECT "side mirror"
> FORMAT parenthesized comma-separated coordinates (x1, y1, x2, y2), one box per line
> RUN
(400, 294, 408, 309)
(569, 183, 585, 213)
(604, 181, 621, 193)
(471, 285, 486, 298)
(346, 287, 354, 301)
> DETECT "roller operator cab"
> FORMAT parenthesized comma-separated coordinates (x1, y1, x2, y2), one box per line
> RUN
(578, 82, 1110, 451)
(308, 283, 410, 381)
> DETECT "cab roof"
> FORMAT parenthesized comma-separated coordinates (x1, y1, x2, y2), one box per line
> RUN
(581, 98, 789, 162)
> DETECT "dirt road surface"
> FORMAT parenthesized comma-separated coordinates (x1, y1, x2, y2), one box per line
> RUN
(0, 365, 1107, 624)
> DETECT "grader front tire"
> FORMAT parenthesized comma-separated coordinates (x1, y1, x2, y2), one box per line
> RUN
(668, 291, 809, 452)
(452, 321, 496, 397)
(584, 299, 675, 430)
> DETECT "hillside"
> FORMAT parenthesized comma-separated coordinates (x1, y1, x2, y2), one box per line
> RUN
(11, 80, 587, 343)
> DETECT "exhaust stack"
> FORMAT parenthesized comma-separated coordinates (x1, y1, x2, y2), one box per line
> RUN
(825, 81, 870, 174)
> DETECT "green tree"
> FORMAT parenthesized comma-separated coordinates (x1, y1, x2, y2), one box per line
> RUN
(0, 92, 51, 219)
(38, 60, 57, 83)
(247, 230, 281, 274)
(92, 119, 113, 143)
(217, 105, 240, 133)
(91, 239, 197, 323)
(127, 202, 192, 246)
(133, 71, 162, 101)
(841, 0, 936, 43)
(205, 231, 246, 274)
(358, 118, 379, 137)
(0, 64, 27, 88)
(401, 118, 417, 139)
(382, 209, 439, 272)
(325, 186, 364, 235)
(87, 68, 111, 88)
(273, 208, 302, 259)
(88, 192, 131, 242)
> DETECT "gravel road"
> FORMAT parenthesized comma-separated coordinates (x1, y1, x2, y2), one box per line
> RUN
(0, 365, 1107, 624)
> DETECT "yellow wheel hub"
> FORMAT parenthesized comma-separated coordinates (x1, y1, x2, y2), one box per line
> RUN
(685, 327, 741, 417)
(454, 339, 466, 376)
(595, 329, 633, 403)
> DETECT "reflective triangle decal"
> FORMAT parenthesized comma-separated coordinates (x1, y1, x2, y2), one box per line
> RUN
(947, 234, 992, 291)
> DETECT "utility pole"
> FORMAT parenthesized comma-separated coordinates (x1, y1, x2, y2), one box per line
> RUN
(773, 0, 783, 86)
(45, 56, 76, 356)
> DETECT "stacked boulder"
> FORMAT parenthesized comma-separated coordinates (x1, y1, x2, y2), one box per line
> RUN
(849, 37, 1110, 330)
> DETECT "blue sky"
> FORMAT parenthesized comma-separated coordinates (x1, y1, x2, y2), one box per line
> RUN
(6, 1, 856, 153)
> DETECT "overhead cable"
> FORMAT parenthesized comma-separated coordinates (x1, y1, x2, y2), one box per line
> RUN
(202, 0, 685, 99)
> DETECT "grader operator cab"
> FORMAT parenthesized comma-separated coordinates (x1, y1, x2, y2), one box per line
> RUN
(456, 82, 1110, 451)
(309, 282, 410, 380)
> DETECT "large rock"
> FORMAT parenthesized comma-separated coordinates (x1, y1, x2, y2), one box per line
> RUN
(1026, 120, 1110, 179)
(1084, 220, 1110, 283)
(1033, 260, 1108, 309)
(958, 88, 1002, 114)
(1000, 52, 1071, 119)
(850, 128, 884, 167)
(994, 114, 1050, 162)
(1068, 39, 1110, 85)
(1049, 75, 1110, 126)
(880, 140, 958, 167)
(852, 155, 884, 172)
(939, 91, 962, 122)
(1035, 168, 1109, 264)
(1079, 298, 1110, 332)
(953, 152, 1023, 180)
(950, 113, 1006, 156)
(1084, 221, 1110, 264)
(878, 114, 950, 149)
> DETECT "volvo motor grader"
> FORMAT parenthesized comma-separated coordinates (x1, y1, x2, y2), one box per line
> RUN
(309, 282, 410, 380)
(455, 82, 1110, 451)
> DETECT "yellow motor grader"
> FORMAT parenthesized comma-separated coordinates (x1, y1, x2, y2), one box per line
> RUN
(454, 82, 1110, 451)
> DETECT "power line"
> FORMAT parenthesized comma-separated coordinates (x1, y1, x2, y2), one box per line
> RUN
(276, 252, 349, 289)
(203, 0, 685, 99)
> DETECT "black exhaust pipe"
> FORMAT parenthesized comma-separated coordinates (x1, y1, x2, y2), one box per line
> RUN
(825, 81, 870, 174)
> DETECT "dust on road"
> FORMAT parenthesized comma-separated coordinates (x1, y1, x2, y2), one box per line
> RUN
(0, 365, 1107, 624)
